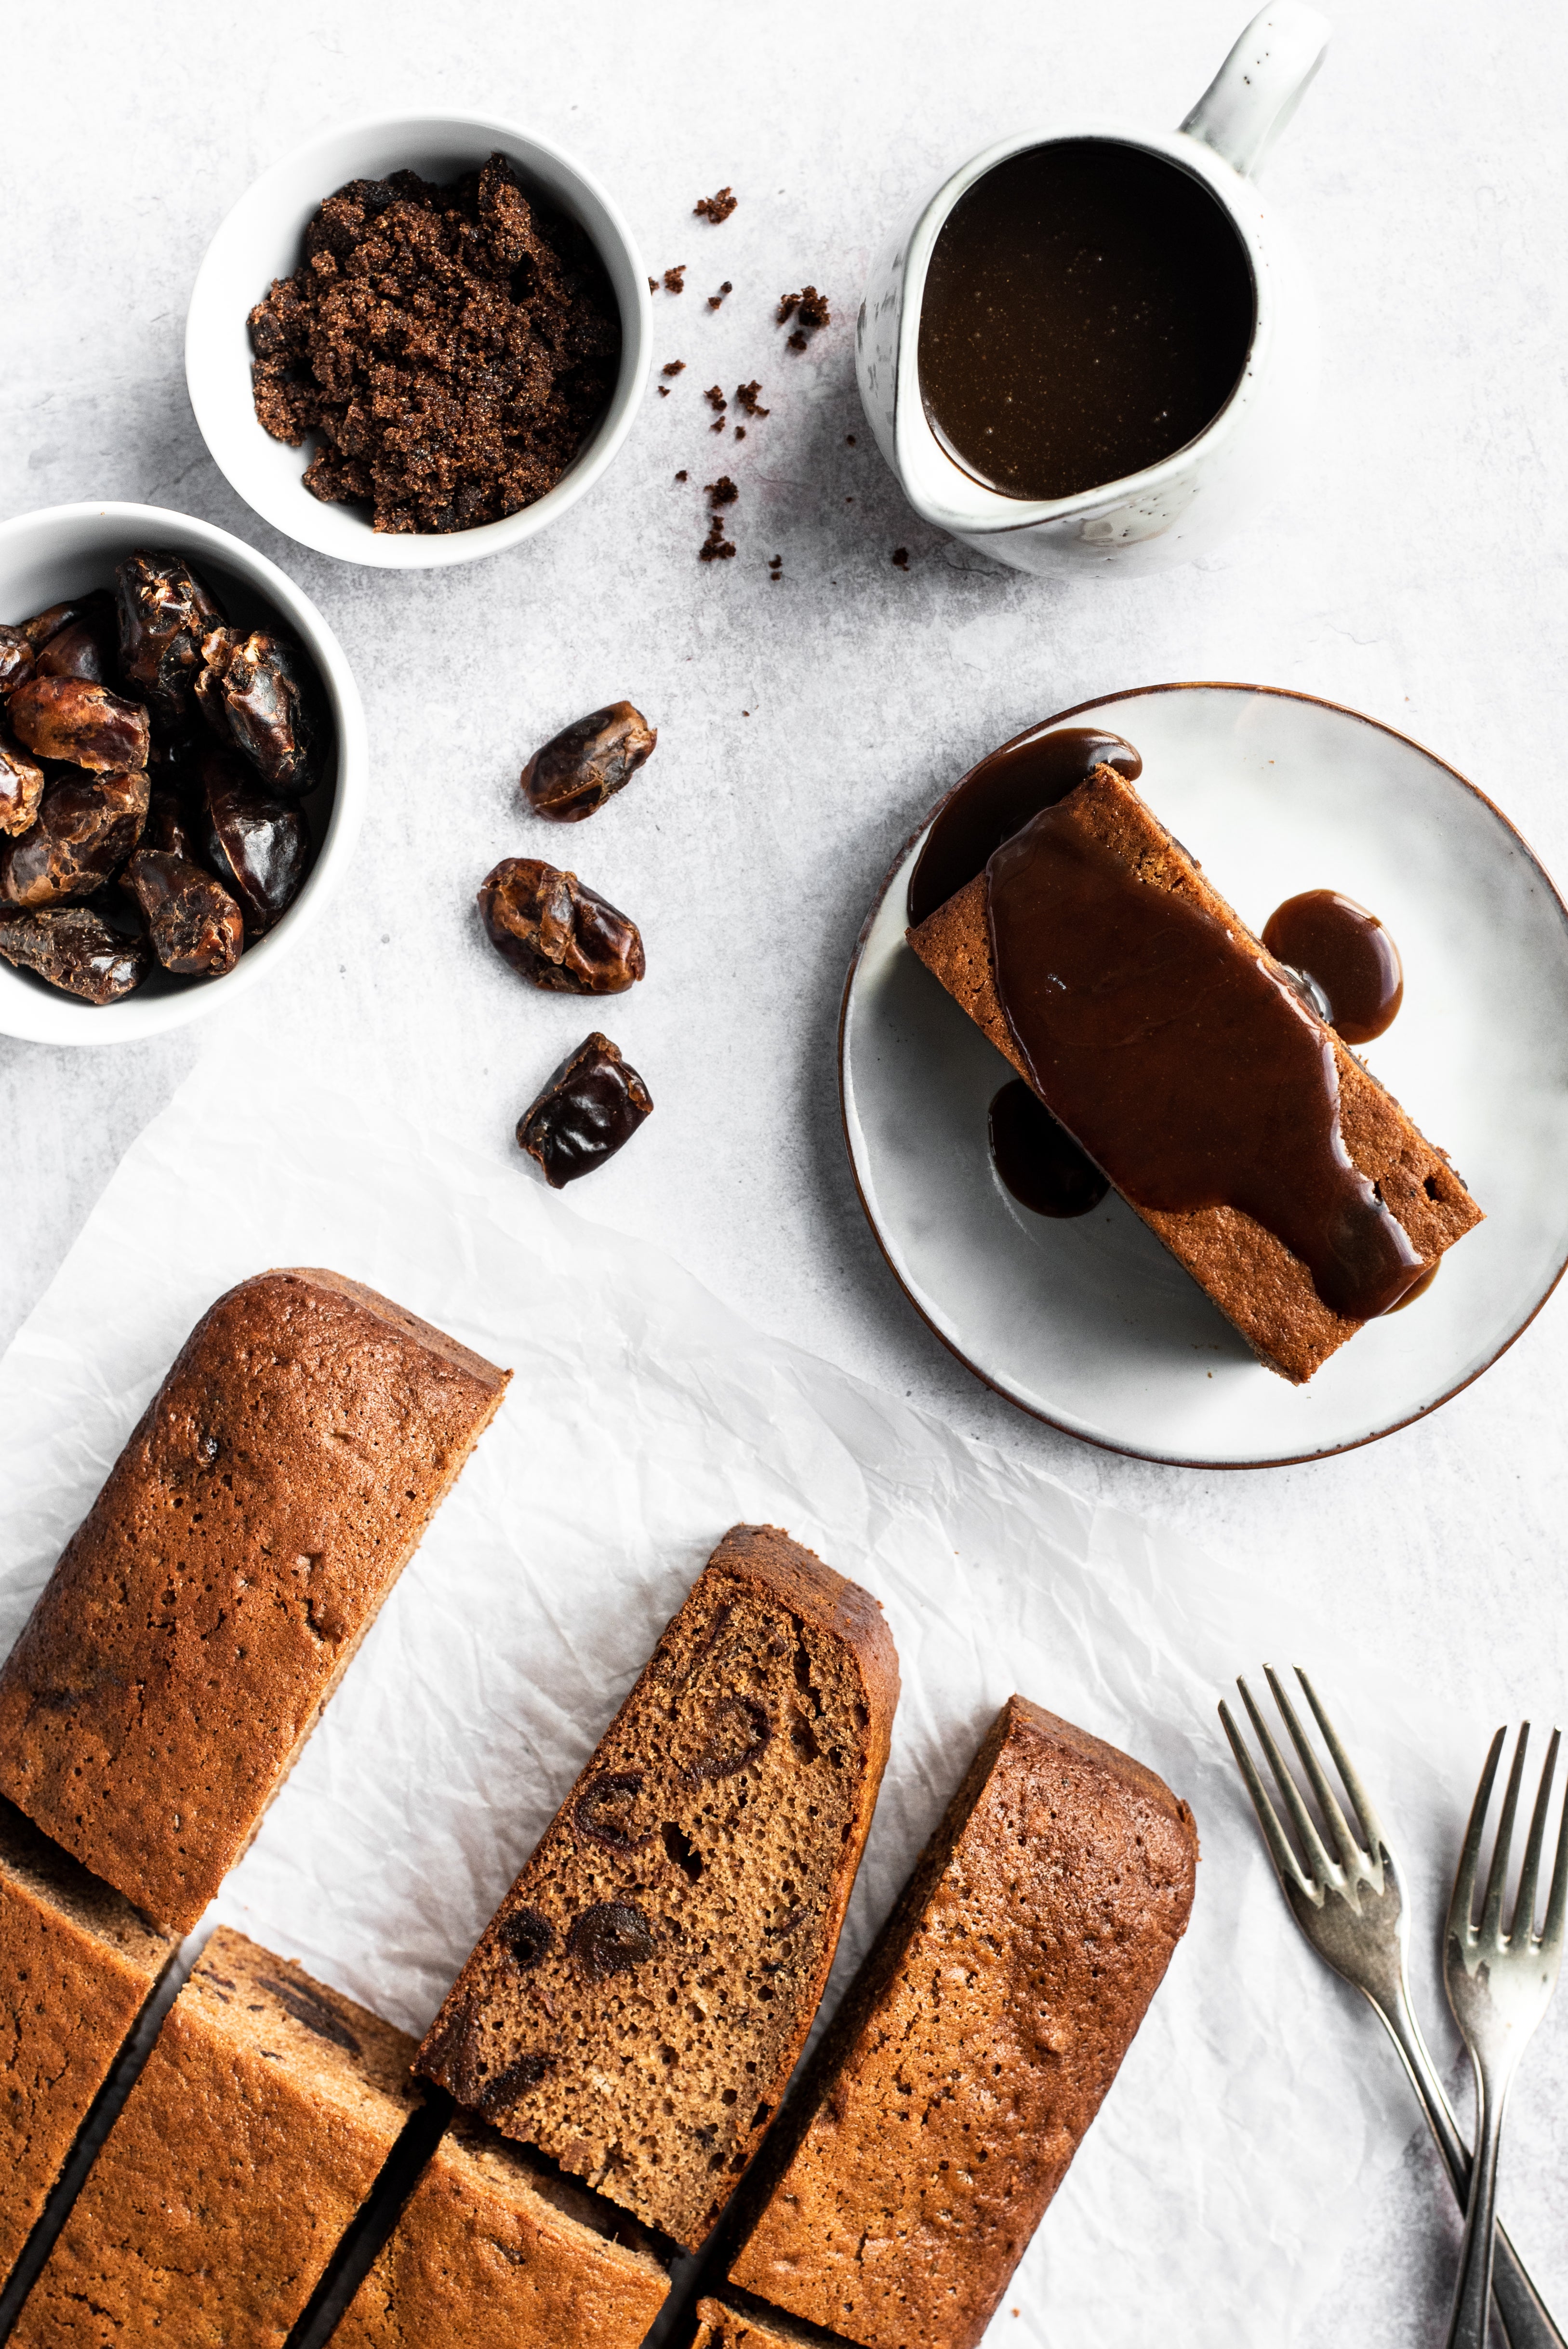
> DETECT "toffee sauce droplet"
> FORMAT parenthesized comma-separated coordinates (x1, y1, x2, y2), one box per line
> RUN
(1261, 890, 1403, 1045)
(908, 725, 1142, 928)
(989, 1079, 1109, 1218)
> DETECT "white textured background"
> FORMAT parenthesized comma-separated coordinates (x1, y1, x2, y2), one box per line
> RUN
(2, 2, 1566, 2342)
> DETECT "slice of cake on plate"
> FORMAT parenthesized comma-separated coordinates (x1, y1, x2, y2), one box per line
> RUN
(907, 764, 1481, 1381)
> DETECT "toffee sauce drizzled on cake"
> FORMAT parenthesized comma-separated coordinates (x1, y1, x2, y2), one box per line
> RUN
(907, 724, 1142, 928)
(984, 802, 1428, 1321)
(1262, 889, 1404, 1044)
(989, 1078, 1109, 1218)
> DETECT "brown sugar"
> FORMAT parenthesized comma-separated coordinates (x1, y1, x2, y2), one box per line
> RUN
(706, 476, 739, 507)
(248, 156, 622, 534)
(906, 767, 1483, 1381)
(10, 1927, 424, 2348)
(334, 2118, 669, 2348)
(415, 1524, 900, 2251)
(695, 187, 739, 224)
(0, 1801, 175, 2279)
(726, 1698, 1198, 2349)
(0, 1268, 508, 1933)
(664, 266, 688, 294)
(701, 516, 738, 562)
(708, 281, 734, 310)
(735, 381, 770, 416)
(778, 289, 831, 345)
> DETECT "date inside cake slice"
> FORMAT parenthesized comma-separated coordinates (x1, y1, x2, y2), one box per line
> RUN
(907, 763, 1482, 1381)
(416, 1524, 900, 2252)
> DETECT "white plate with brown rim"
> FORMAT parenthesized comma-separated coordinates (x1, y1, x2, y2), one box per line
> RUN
(838, 682, 1568, 1468)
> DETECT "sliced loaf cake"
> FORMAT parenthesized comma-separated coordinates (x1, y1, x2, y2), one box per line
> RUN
(335, 2116, 669, 2348)
(11, 1926, 425, 2347)
(726, 1696, 1198, 2349)
(417, 1523, 900, 2250)
(0, 1269, 509, 1932)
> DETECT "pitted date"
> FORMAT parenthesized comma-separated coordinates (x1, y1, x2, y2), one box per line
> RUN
(145, 784, 190, 858)
(0, 736, 45, 837)
(196, 750, 313, 936)
(115, 552, 226, 727)
(566, 1901, 656, 1982)
(196, 627, 322, 796)
(575, 1771, 650, 1850)
(34, 590, 118, 685)
(478, 856, 645, 995)
(501, 1908, 555, 1972)
(0, 628, 34, 696)
(521, 701, 657, 823)
(0, 769, 149, 909)
(122, 848, 243, 978)
(689, 1695, 772, 1782)
(8, 677, 149, 773)
(0, 905, 150, 1004)
(517, 1031, 653, 1189)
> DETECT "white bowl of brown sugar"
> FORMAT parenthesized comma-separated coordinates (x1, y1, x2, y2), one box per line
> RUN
(185, 113, 652, 571)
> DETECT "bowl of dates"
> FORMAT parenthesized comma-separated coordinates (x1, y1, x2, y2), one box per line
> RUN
(185, 111, 651, 569)
(0, 501, 367, 1044)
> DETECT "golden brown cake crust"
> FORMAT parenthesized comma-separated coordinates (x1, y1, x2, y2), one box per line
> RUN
(417, 1524, 900, 2251)
(692, 2292, 853, 2348)
(11, 1925, 422, 2348)
(0, 1268, 509, 1933)
(0, 1800, 175, 2279)
(906, 770, 1483, 1381)
(727, 1695, 1198, 2349)
(335, 2118, 669, 2349)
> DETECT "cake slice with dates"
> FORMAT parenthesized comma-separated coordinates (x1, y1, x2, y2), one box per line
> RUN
(416, 1525, 899, 2251)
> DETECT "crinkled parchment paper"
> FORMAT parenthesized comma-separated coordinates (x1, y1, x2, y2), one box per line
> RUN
(0, 1041, 1498, 2345)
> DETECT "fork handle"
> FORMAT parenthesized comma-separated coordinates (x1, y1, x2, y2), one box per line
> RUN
(1369, 1993, 1565, 2349)
(1447, 2064, 1510, 2349)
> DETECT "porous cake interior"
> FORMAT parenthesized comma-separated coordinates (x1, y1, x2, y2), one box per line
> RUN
(419, 1559, 881, 2246)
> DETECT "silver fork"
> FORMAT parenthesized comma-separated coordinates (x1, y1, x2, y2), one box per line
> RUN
(1220, 1668, 1565, 2349)
(1443, 1725, 1568, 2349)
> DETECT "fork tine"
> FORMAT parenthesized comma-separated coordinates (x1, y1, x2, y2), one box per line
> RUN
(1218, 1698, 1312, 1895)
(1265, 1665, 1368, 1875)
(1236, 1674, 1339, 1888)
(1294, 1666, 1390, 1860)
(1539, 1732, 1568, 1957)
(1513, 1726, 1559, 1941)
(1448, 1726, 1506, 1940)
(1480, 1725, 1530, 1943)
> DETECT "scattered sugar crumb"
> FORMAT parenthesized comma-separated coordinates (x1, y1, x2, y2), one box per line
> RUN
(704, 385, 727, 411)
(891, 546, 910, 568)
(694, 186, 738, 224)
(706, 475, 739, 507)
(674, 469, 688, 482)
(735, 381, 769, 416)
(700, 513, 737, 561)
(707, 280, 733, 310)
(662, 266, 687, 294)
(662, 360, 686, 377)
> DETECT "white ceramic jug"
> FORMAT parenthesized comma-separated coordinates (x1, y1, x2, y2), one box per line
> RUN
(855, 3, 1331, 577)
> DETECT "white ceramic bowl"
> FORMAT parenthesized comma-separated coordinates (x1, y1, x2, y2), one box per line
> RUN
(185, 112, 652, 569)
(0, 501, 367, 1047)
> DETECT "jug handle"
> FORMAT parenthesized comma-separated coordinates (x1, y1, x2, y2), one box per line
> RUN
(1180, 2, 1331, 176)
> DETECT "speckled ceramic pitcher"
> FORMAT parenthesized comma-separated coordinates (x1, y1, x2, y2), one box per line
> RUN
(856, 3, 1331, 576)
